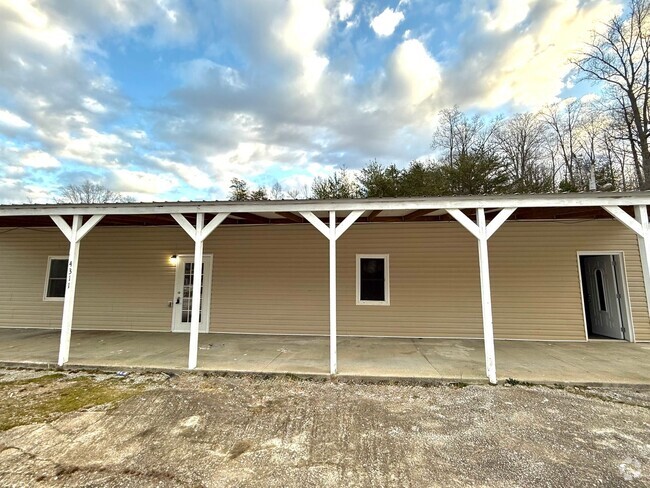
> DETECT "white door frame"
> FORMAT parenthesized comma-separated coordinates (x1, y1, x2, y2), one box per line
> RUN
(171, 253, 213, 333)
(577, 251, 635, 342)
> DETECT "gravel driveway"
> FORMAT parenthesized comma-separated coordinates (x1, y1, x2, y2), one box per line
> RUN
(0, 370, 648, 487)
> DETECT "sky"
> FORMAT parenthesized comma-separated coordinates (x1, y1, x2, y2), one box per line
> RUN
(0, 0, 623, 203)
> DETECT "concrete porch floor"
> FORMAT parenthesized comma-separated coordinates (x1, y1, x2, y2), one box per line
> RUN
(1, 328, 650, 385)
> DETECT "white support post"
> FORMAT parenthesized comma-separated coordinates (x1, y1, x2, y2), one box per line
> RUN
(171, 212, 229, 369)
(447, 207, 516, 384)
(634, 206, 650, 323)
(189, 213, 204, 370)
(300, 210, 364, 375)
(50, 214, 104, 366)
(329, 211, 337, 375)
(476, 209, 497, 385)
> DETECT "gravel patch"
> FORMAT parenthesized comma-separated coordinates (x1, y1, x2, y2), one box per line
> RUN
(0, 370, 648, 487)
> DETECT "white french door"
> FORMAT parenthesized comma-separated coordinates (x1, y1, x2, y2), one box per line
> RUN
(172, 254, 213, 333)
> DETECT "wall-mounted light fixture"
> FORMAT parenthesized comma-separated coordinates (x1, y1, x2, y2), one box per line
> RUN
(169, 254, 178, 266)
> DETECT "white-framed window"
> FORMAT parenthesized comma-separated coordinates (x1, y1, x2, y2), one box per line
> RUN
(356, 254, 390, 305)
(43, 256, 68, 301)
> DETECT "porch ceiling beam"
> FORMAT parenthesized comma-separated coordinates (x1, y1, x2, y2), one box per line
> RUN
(367, 210, 382, 222)
(233, 212, 270, 224)
(277, 211, 303, 223)
(403, 209, 433, 221)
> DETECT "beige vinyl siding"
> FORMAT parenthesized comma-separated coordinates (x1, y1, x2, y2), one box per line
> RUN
(0, 228, 69, 327)
(0, 220, 648, 341)
(490, 221, 650, 341)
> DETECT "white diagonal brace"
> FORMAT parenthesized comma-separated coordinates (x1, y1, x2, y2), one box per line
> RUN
(76, 215, 104, 241)
(201, 213, 230, 241)
(171, 213, 199, 241)
(335, 210, 364, 240)
(603, 206, 644, 236)
(300, 211, 330, 239)
(447, 209, 482, 240)
(485, 207, 516, 240)
(51, 216, 72, 242)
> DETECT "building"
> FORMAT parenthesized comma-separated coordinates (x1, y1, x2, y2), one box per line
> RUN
(1, 192, 649, 384)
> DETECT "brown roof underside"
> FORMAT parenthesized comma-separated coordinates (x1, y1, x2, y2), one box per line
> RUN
(0, 206, 639, 228)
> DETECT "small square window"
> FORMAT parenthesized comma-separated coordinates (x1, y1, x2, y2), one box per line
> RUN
(356, 255, 390, 305)
(44, 257, 68, 300)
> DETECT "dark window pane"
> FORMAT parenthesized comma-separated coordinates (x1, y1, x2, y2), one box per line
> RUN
(360, 258, 385, 301)
(360, 258, 384, 280)
(47, 278, 66, 298)
(46, 259, 68, 298)
(50, 259, 68, 279)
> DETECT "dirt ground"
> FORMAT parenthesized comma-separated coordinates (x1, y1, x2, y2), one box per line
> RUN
(0, 370, 649, 487)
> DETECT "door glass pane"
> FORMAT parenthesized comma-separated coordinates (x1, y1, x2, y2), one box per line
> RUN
(595, 269, 607, 311)
(181, 261, 205, 323)
(360, 258, 385, 301)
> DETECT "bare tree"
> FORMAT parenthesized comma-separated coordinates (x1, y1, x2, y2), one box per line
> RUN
(56, 180, 133, 204)
(575, 0, 650, 188)
(495, 113, 552, 192)
(431, 106, 500, 163)
(270, 181, 284, 200)
(541, 100, 583, 189)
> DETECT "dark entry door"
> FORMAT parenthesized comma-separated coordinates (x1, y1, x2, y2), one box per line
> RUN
(582, 255, 625, 340)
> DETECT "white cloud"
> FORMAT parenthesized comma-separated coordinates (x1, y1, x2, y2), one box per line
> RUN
(20, 150, 60, 168)
(484, 0, 533, 31)
(57, 128, 131, 165)
(449, 0, 622, 110)
(178, 59, 246, 90)
(277, 0, 332, 92)
(337, 0, 354, 21)
(386, 39, 441, 105)
(370, 8, 405, 37)
(81, 97, 107, 114)
(0, 109, 30, 129)
(112, 169, 178, 195)
(146, 155, 213, 190)
(126, 129, 147, 140)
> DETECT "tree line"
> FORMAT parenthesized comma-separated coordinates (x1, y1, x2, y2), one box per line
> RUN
(230, 0, 650, 201)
